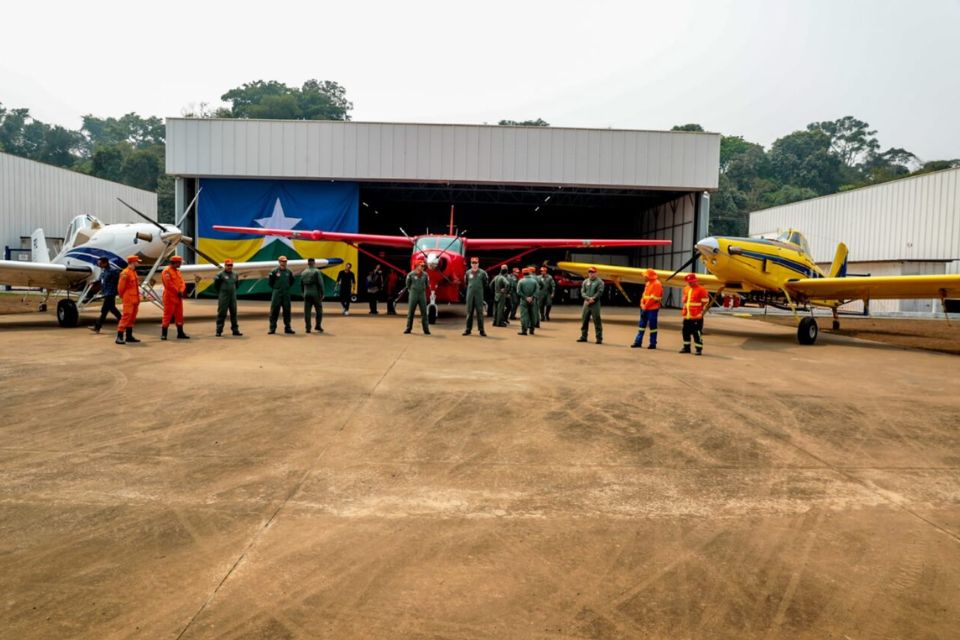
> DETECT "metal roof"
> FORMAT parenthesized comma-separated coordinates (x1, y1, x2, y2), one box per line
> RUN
(165, 118, 719, 191)
(749, 168, 960, 263)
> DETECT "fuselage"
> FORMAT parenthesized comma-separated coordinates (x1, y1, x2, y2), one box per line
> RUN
(409, 235, 467, 303)
(695, 234, 825, 292)
(54, 215, 183, 288)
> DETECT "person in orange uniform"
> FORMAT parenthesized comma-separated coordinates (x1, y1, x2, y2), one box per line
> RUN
(679, 272, 709, 356)
(631, 269, 663, 349)
(161, 255, 190, 340)
(116, 255, 142, 345)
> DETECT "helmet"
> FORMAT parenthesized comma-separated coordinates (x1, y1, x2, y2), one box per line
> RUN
(645, 269, 657, 279)
(684, 273, 699, 283)
(170, 255, 183, 263)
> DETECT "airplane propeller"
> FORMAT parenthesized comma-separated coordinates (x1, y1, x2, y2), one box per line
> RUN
(116, 194, 221, 268)
(665, 249, 700, 284)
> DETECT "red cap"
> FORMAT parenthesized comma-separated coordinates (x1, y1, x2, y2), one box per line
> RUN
(416, 259, 425, 266)
(645, 269, 657, 279)
(684, 273, 699, 283)
(126, 255, 139, 263)
(170, 255, 183, 263)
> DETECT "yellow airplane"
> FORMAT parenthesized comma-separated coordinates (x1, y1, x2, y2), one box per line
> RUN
(558, 229, 960, 345)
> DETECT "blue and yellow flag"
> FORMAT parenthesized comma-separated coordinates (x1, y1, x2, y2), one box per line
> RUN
(196, 179, 358, 297)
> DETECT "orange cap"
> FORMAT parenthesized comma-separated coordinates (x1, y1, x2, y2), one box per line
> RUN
(126, 255, 139, 263)
(170, 255, 183, 263)
(645, 269, 657, 279)
(587, 267, 597, 273)
(416, 259, 425, 266)
(224, 259, 234, 266)
(684, 273, 698, 283)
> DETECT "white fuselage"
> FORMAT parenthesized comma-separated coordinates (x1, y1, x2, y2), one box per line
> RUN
(56, 221, 182, 285)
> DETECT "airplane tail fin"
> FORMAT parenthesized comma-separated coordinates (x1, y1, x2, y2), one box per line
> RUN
(30, 229, 51, 263)
(829, 242, 848, 278)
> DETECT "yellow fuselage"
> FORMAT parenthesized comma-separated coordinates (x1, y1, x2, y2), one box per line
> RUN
(696, 236, 824, 292)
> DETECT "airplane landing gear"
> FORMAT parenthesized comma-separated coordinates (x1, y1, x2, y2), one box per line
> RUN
(832, 320, 841, 331)
(797, 316, 818, 345)
(57, 299, 79, 327)
(38, 302, 47, 312)
(427, 304, 438, 325)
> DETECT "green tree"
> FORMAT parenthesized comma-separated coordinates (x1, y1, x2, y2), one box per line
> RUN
(498, 118, 549, 126)
(219, 79, 352, 120)
(768, 129, 843, 195)
(670, 123, 705, 132)
(807, 116, 878, 167)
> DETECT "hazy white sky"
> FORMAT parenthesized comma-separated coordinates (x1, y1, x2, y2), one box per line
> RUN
(2, 0, 958, 160)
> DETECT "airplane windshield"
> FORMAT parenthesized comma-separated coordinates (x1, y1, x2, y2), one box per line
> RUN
(64, 215, 96, 247)
(415, 236, 463, 254)
(776, 229, 811, 255)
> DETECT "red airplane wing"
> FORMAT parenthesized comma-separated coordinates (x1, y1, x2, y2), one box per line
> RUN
(213, 226, 415, 248)
(464, 238, 672, 250)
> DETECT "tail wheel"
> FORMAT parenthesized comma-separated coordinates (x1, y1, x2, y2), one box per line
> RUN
(57, 299, 79, 327)
(427, 304, 438, 325)
(797, 317, 818, 345)
(832, 320, 840, 330)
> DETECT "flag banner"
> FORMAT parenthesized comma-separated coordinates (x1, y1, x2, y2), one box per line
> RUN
(196, 179, 358, 297)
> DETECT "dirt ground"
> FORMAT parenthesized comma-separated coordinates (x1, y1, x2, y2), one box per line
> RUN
(1, 301, 958, 639)
(753, 313, 960, 355)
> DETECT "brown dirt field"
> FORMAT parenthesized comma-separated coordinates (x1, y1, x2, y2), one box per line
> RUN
(1, 302, 958, 639)
(753, 314, 960, 355)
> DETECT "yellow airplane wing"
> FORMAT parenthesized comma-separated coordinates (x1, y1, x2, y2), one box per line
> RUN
(785, 274, 960, 300)
(556, 261, 730, 292)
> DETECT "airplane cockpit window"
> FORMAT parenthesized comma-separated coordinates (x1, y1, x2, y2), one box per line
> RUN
(415, 237, 463, 254)
(64, 215, 97, 247)
(776, 229, 811, 255)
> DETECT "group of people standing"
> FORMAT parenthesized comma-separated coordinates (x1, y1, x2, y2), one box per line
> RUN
(92, 254, 711, 354)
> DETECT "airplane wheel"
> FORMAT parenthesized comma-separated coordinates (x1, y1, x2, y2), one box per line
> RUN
(797, 317, 818, 345)
(38, 303, 47, 312)
(427, 304, 438, 325)
(832, 320, 840, 331)
(57, 299, 79, 327)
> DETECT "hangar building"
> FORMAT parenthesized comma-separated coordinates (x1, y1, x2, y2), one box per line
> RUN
(749, 167, 960, 314)
(1, 151, 157, 260)
(164, 118, 720, 303)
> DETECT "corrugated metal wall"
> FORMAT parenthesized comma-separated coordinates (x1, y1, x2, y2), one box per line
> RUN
(166, 119, 720, 191)
(0, 152, 158, 251)
(749, 168, 960, 263)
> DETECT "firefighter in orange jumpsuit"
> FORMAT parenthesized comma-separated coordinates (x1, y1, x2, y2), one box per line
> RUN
(679, 272, 710, 356)
(631, 268, 663, 349)
(161, 255, 190, 340)
(116, 255, 142, 345)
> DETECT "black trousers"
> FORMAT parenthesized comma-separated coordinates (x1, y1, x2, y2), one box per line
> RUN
(340, 293, 351, 312)
(95, 296, 121, 329)
(681, 318, 704, 352)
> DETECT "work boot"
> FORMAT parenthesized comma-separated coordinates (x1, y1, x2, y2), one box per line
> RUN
(518, 330, 527, 335)
(403, 328, 412, 334)
(479, 331, 487, 337)
(630, 343, 642, 348)
(216, 330, 222, 337)
(161, 327, 168, 341)
(462, 330, 471, 336)
(91, 324, 101, 334)
(268, 329, 276, 334)
(647, 344, 657, 350)
(596, 339, 602, 345)
(284, 327, 295, 334)
(679, 347, 691, 354)
(424, 329, 431, 335)
(695, 350, 703, 357)
(306, 327, 311, 333)
(314, 325, 322, 332)
(176, 325, 190, 340)
(125, 328, 140, 343)
(115, 331, 125, 345)
(577, 336, 588, 343)
(232, 330, 243, 336)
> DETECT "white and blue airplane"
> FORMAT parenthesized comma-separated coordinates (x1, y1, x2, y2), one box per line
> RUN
(0, 195, 342, 327)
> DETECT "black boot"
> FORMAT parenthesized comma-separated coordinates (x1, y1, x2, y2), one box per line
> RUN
(115, 330, 125, 345)
(232, 329, 243, 336)
(126, 328, 141, 343)
(161, 327, 168, 341)
(176, 325, 190, 339)
(679, 347, 691, 354)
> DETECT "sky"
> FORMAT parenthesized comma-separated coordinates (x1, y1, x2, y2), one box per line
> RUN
(2, 0, 958, 161)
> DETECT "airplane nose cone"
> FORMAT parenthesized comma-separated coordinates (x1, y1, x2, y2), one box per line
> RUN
(696, 237, 719, 256)
(160, 228, 182, 243)
(426, 253, 440, 268)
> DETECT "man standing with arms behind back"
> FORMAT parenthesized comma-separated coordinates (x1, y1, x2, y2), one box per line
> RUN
(301, 257, 324, 333)
(268, 256, 296, 335)
(491, 264, 511, 327)
(213, 259, 242, 337)
(404, 259, 431, 335)
(577, 266, 604, 344)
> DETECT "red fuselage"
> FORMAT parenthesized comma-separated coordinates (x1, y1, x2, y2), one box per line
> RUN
(409, 235, 467, 303)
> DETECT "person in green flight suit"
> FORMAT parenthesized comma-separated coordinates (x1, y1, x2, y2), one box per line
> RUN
(516, 267, 540, 335)
(462, 257, 489, 336)
(508, 267, 520, 320)
(268, 256, 296, 335)
(300, 257, 325, 334)
(491, 264, 511, 327)
(577, 266, 604, 344)
(539, 266, 556, 321)
(213, 259, 243, 337)
(403, 259, 431, 335)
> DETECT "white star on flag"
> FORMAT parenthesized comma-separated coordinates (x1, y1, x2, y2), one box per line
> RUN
(254, 198, 302, 250)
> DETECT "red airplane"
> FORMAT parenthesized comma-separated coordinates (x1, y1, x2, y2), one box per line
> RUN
(215, 210, 670, 323)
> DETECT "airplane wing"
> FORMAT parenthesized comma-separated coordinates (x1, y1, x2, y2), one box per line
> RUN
(0, 260, 92, 290)
(212, 226, 414, 248)
(175, 258, 344, 282)
(557, 261, 731, 292)
(785, 274, 960, 301)
(466, 238, 672, 250)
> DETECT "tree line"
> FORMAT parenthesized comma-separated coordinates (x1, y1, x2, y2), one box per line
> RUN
(1, 81, 957, 232)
